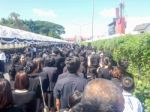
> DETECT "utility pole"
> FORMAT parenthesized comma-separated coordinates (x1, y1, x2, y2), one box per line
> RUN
(92, 0, 95, 41)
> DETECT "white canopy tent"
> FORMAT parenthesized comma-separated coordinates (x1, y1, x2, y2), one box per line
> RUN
(0, 25, 68, 43)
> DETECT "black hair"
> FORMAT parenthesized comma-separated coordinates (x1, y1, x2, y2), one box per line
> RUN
(44, 57, 55, 67)
(89, 54, 99, 67)
(122, 76, 134, 92)
(117, 59, 128, 70)
(12, 55, 20, 65)
(53, 47, 60, 55)
(65, 56, 80, 73)
(103, 57, 110, 66)
(33, 58, 44, 73)
(14, 71, 29, 90)
(69, 52, 75, 57)
(24, 61, 37, 74)
(0, 79, 13, 109)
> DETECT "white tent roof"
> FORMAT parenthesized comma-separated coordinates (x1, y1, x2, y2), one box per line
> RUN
(0, 25, 68, 43)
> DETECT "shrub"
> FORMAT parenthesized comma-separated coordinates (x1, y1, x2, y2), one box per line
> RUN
(83, 33, 150, 111)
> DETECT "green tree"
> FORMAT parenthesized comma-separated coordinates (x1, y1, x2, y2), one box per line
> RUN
(0, 18, 7, 25)
(0, 12, 65, 39)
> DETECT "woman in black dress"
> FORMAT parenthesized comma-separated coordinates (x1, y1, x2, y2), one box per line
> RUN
(12, 71, 36, 112)
(25, 58, 49, 112)
(0, 78, 23, 112)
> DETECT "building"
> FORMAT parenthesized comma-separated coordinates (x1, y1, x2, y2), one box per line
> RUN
(134, 23, 150, 33)
(108, 18, 116, 35)
(108, 1, 126, 35)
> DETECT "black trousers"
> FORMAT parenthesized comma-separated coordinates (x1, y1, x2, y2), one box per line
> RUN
(0, 60, 5, 73)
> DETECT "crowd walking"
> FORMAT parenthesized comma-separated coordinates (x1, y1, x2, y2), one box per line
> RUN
(0, 44, 143, 112)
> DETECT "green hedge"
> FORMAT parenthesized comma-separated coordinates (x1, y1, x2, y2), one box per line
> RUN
(85, 33, 150, 111)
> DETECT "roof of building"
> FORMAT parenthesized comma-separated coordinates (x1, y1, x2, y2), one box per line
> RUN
(134, 23, 150, 31)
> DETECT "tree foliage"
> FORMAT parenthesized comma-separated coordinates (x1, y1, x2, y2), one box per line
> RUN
(0, 12, 65, 39)
(83, 33, 150, 111)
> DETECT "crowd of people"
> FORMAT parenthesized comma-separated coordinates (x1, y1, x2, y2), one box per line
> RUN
(0, 43, 143, 112)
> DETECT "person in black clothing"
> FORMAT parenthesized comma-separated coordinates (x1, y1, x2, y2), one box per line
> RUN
(42, 57, 57, 110)
(117, 59, 134, 78)
(25, 61, 40, 98)
(0, 78, 23, 112)
(9, 54, 25, 90)
(53, 56, 87, 111)
(0, 72, 4, 78)
(25, 59, 49, 98)
(12, 71, 36, 112)
(97, 57, 112, 80)
(25, 58, 49, 112)
(43, 57, 57, 90)
(18, 55, 26, 69)
(52, 47, 65, 75)
(78, 56, 87, 78)
(87, 52, 99, 80)
(9, 54, 20, 81)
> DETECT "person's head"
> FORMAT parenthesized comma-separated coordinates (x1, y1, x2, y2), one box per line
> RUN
(20, 55, 26, 65)
(111, 67, 123, 80)
(0, 79, 13, 109)
(33, 58, 44, 73)
(65, 56, 80, 74)
(88, 54, 99, 67)
(44, 57, 55, 67)
(103, 57, 110, 66)
(14, 71, 29, 90)
(99, 51, 104, 58)
(52, 47, 60, 55)
(122, 76, 134, 92)
(80, 79, 124, 112)
(69, 91, 82, 108)
(117, 59, 128, 70)
(12, 54, 20, 65)
(69, 52, 75, 57)
(24, 61, 37, 74)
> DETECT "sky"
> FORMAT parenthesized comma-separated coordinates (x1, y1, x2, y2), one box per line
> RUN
(0, 0, 150, 38)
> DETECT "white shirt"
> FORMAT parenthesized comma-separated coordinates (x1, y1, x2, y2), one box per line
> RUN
(0, 52, 6, 62)
(33, 47, 37, 52)
(123, 90, 143, 112)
